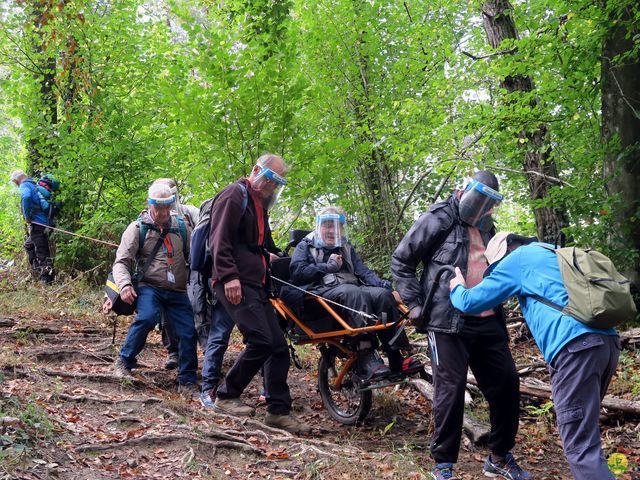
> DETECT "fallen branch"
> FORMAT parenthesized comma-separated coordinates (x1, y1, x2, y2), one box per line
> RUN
(620, 328, 640, 347)
(465, 375, 640, 415)
(410, 378, 490, 445)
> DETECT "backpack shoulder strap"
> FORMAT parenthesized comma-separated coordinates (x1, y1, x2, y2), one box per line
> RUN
(238, 183, 248, 214)
(138, 219, 150, 255)
(176, 216, 188, 261)
(529, 244, 566, 312)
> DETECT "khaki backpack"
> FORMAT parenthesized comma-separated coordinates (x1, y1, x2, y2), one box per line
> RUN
(532, 246, 637, 329)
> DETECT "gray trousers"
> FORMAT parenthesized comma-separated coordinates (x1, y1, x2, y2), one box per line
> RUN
(549, 333, 620, 480)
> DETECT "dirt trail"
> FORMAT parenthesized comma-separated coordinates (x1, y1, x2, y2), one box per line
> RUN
(1, 311, 638, 479)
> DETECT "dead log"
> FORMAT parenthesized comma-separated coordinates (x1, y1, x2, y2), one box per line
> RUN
(409, 378, 490, 445)
(466, 375, 640, 415)
(620, 328, 640, 347)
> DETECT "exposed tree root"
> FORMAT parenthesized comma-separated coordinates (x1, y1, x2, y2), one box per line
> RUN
(30, 347, 113, 363)
(40, 368, 146, 385)
(74, 433, 263, 455)
(54, 393, 162, 405)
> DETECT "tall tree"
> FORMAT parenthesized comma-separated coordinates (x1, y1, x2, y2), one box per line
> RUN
(601, 1, 640, 285)
(481, 0, 568, 243)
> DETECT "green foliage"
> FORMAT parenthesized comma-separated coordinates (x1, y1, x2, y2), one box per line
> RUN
(0, 0, 638, 279)
(0, 395, 55, 470)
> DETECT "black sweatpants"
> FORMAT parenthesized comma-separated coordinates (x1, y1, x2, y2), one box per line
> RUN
(428, 327, 520, 463)
(214, 283, 292, 415)
(24, 224, 53, 282)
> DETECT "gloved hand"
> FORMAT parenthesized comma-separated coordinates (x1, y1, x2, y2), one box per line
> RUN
(326, 254, 343, 273)
(408, 305, 426, 330)
(409, 305, 423, 321)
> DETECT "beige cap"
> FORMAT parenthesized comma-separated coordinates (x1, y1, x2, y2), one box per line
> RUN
(484, 231, 512, 266)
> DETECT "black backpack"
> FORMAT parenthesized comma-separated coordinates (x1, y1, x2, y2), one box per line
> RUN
(190, 183, 248, 277)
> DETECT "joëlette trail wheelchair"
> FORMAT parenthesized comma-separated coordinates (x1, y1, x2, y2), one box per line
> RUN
(269, 230, 455, 426)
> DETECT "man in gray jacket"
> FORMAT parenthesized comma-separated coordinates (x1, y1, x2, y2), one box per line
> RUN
(111, 183, 198, 393)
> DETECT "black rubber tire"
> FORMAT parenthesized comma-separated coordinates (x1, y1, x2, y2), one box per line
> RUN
(317, 349, 372, 425)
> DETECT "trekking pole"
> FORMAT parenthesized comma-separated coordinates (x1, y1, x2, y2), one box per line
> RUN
(30, 221, 119, 249)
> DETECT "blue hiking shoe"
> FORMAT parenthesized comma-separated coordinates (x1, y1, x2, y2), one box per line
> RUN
(199, 390, 215, 409)
(430, 463, 456, 480)
(483, 453, 532, 480)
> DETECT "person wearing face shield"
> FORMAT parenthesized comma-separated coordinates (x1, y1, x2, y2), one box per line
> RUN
(111, 183, 199, 396)
(152, 179, 208, 371)
(288, 206, 421, 382)
(205, 153, 310, 434)
(391, 171, 530, 480)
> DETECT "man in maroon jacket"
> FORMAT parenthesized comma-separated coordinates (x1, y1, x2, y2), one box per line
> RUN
(209, 153, 310, 434)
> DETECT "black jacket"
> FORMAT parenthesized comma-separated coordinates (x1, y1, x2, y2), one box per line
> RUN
(391, 193, 502, 333)
(290, 234, 392, 291)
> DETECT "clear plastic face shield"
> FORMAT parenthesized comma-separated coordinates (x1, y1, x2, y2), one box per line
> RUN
(458, 180, 504, 227)
(314, 213, 347, 249)
(251, 165, 287, 210)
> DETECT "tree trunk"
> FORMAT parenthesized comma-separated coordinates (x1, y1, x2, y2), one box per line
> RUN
(481, 1, 568, 243)
(27, 0, 59, 174)
(601, 3, 640, 286)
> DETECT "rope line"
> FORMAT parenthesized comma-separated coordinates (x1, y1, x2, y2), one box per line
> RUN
(31, 221, 119, 248)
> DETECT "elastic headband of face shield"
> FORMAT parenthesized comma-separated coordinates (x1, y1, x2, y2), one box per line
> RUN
(255, 166, 287, 186)
(458, 180, 504, 227)
(148, 195, 176, 206)
(465, 179, 503, 201)
(316, 213, 346, 224)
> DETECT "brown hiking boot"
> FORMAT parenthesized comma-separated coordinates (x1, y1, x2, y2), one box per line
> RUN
(113, 358, 133, 378)
(213, 397, 255, 417)
(264, 412, 311, 434)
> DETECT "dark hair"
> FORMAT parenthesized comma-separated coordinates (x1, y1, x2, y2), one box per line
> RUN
(472, 170, 499, 191)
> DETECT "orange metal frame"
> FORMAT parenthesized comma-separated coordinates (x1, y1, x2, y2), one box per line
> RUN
(270, 297, 410, 390)
(270, 297, 409, 341)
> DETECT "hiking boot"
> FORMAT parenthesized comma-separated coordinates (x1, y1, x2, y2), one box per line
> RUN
(113, 357, 133, 378)
(164, 352, 179, 370)
(199, 389, 216, 409)
(357, 349, 390, 381)
(483, 453, 532, 480)
(264, 412, 311, 434)
(213, 397, 255, 417)
(177, 383, 200, 400)
(430, 463, 456, 480)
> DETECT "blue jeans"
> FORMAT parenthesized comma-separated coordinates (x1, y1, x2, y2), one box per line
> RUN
(201, 301, 235, 393)
(119, 286, 198, 384)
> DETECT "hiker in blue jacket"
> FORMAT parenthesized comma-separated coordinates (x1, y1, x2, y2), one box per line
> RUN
(10, 169, 54, 283)
(449, 232, 620, 480)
